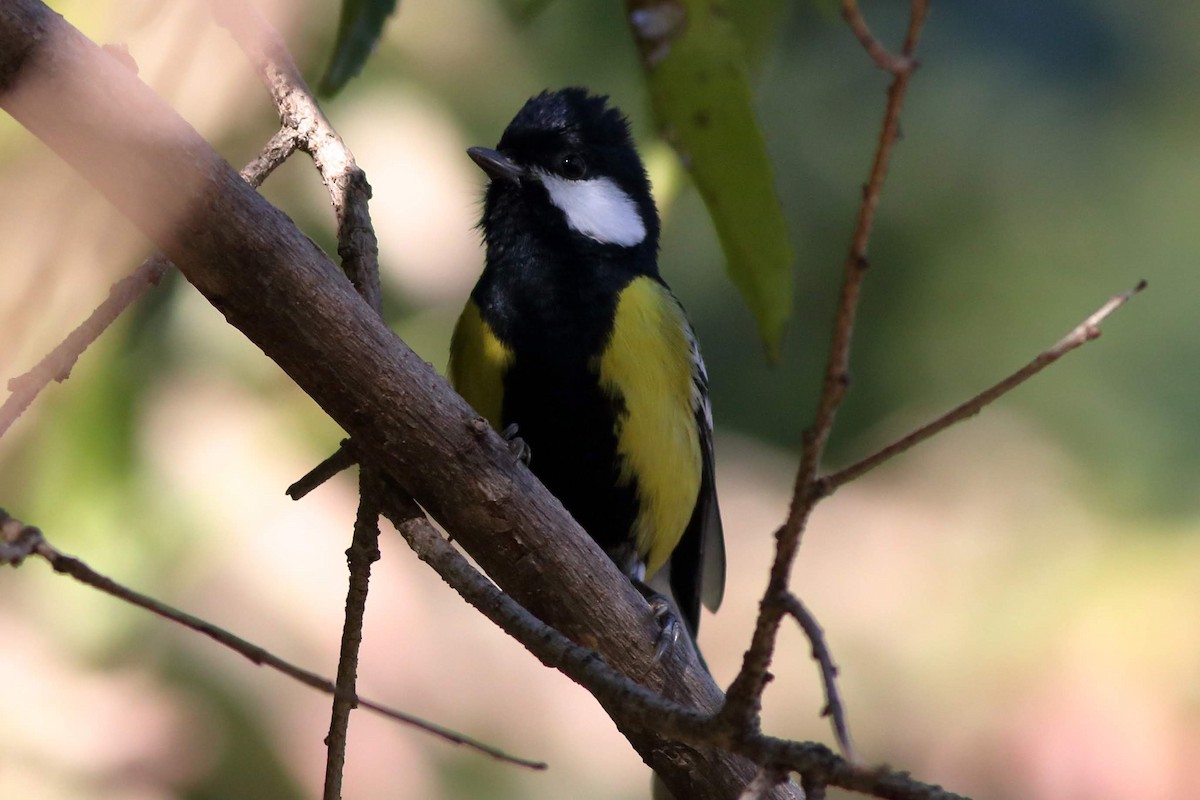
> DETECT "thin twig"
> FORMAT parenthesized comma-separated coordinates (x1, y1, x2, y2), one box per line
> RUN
(323, 471, 384, 799)
(242, 126, 300, 183)
(820, 280, 1147, 493)
(720, 0, 930, 735)
(808, 0, 928, 479)
(840, 0, 918, 75)
(780, 595, 854, 762)
(287, 439, 358, 499)
(0, 255, 169, 438)
(0, 508, 544, 770)
(0, 129, 301, 443)
(214, 0, 379, 499)
(209, 0, 381, 310)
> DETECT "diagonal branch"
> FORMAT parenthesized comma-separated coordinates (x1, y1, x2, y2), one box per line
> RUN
(0, 254, 169, 438)
(820, 280, 1147, 493)
(0, 508, 544, 770)
(377, 488, 964, 799)
(0, 131, 297, 442)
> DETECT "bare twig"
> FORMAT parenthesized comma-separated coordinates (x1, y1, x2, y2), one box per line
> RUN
(807, 0, 929, 479)
(0, 125, 303, 443)
(0, 507, 543, 769)
(209, 0, 381, 310)
(378, 492, 714, 738)
(381, 489, 967, 798)
(721, 0, 930, 734)
(840, 0, 921, 75)
(214, 0, 380, 500)
(241, 126, 300, 182)
(323, 472, 384, 799)
(287, 439, 358, 499)
(0, 254, 169, 438)
(379, 483, 960, 798)
(820, 280, 1147, 492)
(780, 595, 854, 762)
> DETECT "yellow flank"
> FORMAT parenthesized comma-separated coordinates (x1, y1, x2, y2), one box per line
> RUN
(596, 276, 702, 578)
(448, 299, 513, 429)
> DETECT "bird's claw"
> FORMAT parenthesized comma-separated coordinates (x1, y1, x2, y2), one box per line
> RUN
(501, 423, 531, 465)
(649, 595, 681, 665)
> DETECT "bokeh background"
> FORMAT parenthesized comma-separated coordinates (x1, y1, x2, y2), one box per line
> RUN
(2, 1, 1198, 798)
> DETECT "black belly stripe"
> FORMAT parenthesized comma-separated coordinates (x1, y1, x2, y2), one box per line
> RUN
(502, 355, 640, 566)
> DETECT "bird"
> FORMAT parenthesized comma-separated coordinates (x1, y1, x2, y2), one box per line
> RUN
(449, 88, 725, 651)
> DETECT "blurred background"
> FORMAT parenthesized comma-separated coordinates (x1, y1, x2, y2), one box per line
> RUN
(2, 1, 1198, 798)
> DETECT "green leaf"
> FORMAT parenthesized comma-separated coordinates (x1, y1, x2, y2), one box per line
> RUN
(318, 0, 399, 97)
(497, 0, 557, 23)
(626, 0, 794, 361)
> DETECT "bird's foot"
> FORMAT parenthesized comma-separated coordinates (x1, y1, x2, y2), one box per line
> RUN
(634, 581, 681, 665)
(501, 423, 531, 465)
(648, 594, 682, 665)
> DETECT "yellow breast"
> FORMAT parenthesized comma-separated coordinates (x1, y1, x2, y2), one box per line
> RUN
(594, 276, 702, 578)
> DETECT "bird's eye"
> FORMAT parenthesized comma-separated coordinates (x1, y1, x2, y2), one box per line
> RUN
(559, 153, 587, 180)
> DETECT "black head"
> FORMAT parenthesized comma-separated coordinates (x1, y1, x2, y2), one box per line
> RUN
(469, 89, 660, 263)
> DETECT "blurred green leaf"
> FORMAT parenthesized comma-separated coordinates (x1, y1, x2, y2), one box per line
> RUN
(497, 0, 556, 23)
(626, 0, 794, 360)
(723, 0, 788, 71)
(318, 0, 399, 97)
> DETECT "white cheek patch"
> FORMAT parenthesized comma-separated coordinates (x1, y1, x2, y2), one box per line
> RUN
(536, 172, 647, 247)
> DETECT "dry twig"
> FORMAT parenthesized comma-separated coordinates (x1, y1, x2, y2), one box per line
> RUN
(0, 254, 169, 438)
(0, 137, 294, 442)
(323, 472, 384, 800)
(0, 507, 543, 769)
(720, 0, 930, 745)
(820, 280, 1147, 493)
(781, 595, 854, 762)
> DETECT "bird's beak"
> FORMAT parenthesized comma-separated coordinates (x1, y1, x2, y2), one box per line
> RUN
(467, 147, 525, 184)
